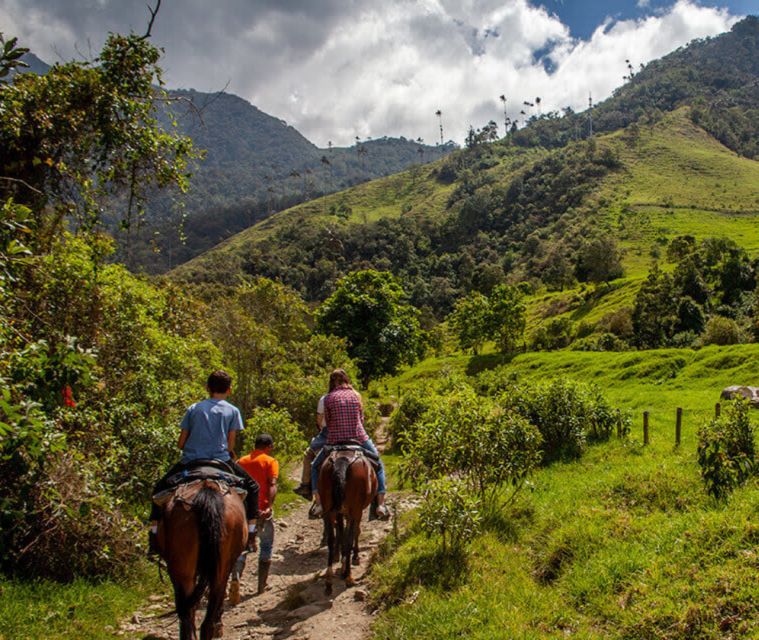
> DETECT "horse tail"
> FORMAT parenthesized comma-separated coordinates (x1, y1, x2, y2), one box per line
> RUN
(176, 485, 224, 619)
(332, 455, 351, 512)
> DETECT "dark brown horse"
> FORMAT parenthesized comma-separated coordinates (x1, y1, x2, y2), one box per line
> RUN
(156, 479, 247, 639)
(318, 448, 377, 594)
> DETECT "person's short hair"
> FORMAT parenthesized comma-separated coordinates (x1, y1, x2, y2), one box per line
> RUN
(329, 368, 352, 391)
(255, 433, 274, 449)
(207, 370, 232, 394)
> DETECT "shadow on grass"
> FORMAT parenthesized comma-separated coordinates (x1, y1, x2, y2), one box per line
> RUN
(465, 353, 515, 377)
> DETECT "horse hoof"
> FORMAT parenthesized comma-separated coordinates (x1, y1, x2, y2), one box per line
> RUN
(213, 621, 224, 638)
(325, 583, 333, 596)
(352, 556, 360, 567)
(345, 576, 355, 587)
(227, 580, 240, 606)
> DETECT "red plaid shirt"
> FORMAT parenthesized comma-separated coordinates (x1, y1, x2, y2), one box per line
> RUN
(325, 387, 368, 445)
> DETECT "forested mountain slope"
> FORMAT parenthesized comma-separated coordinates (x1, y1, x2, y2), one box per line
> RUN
(172, 18, 759, 326)
(12, 51, 450, 272)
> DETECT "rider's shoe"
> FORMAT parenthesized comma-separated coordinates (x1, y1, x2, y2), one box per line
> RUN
(308, 501, 323, 520)
(293, 483, 312, 501)
(375, 504, 391, 521)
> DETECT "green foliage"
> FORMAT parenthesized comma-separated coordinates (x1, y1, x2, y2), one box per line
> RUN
(317, 270, 424, 385)
(488, 284, 526, 353)
(402, 386, 542, 510)
(387, 387, 435, 451)
(418, 477, 482, 552)
(0, 33, 29, 79)
(0, 33, 196, 241)
(701, 315, 742, 346)
(447, 291, 489, 354)
(697, 399, 756, 500)
(242, 406, 306, 463)
(500, 379, 629, 463)
(574, 234, 624, 284)
(633, 237, 755, 348)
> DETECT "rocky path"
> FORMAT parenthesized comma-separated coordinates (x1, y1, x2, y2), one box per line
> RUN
(123, 419, 408, 640)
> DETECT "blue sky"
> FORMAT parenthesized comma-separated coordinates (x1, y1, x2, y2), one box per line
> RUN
(540, 0, 753, 37)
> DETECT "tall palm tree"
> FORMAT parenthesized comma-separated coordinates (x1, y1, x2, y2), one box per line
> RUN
(435, 109, 444, 148)
(500, 94, 508, 137)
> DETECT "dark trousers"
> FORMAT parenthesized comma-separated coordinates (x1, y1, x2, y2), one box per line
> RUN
(149, 459, 259, 522)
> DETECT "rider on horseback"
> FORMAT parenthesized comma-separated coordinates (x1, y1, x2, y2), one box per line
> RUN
(309, 369, 390, 520)
(148, 370, 260, 555)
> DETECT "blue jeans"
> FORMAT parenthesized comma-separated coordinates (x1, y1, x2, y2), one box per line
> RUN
(310, 429, 328, 451)
(312, 439, 386, 495)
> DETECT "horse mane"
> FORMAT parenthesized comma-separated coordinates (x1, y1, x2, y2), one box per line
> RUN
(332, 454, 351, 512)
(175, 486, 224, 619)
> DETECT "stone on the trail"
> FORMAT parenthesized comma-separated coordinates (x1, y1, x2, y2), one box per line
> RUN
(287, 604, 324, 619)
(131, 614, 141, 624)
(720, 385, 759, 406)
(278, 520, 289, 528)
(353, 589, 368, 602)
(147, 595, 163, 602)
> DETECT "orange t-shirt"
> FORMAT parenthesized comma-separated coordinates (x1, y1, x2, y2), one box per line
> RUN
(238, 449, 279, 511)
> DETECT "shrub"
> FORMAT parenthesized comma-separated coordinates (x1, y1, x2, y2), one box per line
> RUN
(418, 477, 482, 552)
(403, 387, 542, 509)
(697, 399, 756, 500)
(243, 406, 306, 462)
(701, 316, 742, 346)
(387, 387, 435, 451)
(504, 380, 628, 463)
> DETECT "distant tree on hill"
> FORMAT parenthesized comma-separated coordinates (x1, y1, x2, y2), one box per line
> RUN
(488, 284, 527, 354)
(448, 291, 490, 354)
(316, 270, 424, 386)
(575, 234, 624, 284)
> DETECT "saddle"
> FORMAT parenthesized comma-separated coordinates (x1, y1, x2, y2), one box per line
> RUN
(322, 443, 380, 471)
(152, 459, 247, 508)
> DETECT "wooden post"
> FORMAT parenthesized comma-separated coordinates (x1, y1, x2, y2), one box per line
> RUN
(715, 402, 721, 418)
(675, 407, 682, 447)
(643, 411, 649, 445)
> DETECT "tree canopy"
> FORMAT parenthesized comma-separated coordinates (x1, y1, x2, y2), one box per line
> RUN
(316, 270, 424, 385)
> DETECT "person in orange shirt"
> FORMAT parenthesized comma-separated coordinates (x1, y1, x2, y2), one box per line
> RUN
(232, 433, 279, 597)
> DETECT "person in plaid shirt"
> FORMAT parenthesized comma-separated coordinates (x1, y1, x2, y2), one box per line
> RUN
(309, 369, 389, 520)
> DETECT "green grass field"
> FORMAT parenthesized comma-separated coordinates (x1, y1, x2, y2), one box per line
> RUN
(370, 345, 759, 639)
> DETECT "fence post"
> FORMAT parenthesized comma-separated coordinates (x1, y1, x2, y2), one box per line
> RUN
(675, 407, 682, 447)
(643, 411, 649, 445)
(715, 402, 721, 418)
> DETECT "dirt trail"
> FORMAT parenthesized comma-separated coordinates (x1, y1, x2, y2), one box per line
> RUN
(123, 420, 408, 640)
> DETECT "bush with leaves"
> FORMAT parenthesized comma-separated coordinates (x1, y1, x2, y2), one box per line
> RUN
(403, 386, 542, 510)
(242, 406, 307, 463)
(418, 477, 482, 553)
(387, 387, 435, 451)
(697, 399, 756, 500)
(502, 379, 628, 463)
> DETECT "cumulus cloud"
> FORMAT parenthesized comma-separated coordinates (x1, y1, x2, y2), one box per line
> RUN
(0, 0, 740, 145)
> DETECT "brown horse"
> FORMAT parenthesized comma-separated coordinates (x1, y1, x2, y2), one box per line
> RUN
(156, 479, 247, 640)
(318, 448, 378, 594)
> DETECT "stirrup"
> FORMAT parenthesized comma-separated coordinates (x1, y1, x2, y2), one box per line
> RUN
(308, 501, 323, 520)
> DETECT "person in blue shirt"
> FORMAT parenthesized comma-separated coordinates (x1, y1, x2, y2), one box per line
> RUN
(148, 370, 259, 554)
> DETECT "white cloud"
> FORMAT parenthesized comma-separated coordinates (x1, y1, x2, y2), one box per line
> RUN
(637, 0, 651, 8)
(1, 0, 740, 146)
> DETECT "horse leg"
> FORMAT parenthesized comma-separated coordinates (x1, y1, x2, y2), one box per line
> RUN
(352, 519, 361, 566)
(325, 517, 335, 596)
(342, 519, 355, 583)
(201, 576, 227, 640)
(173, 577, 198, 640)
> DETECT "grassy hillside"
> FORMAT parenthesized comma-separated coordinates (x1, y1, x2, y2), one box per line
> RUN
(173, 106, 759, 335)
(371, 346, 759, 639)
